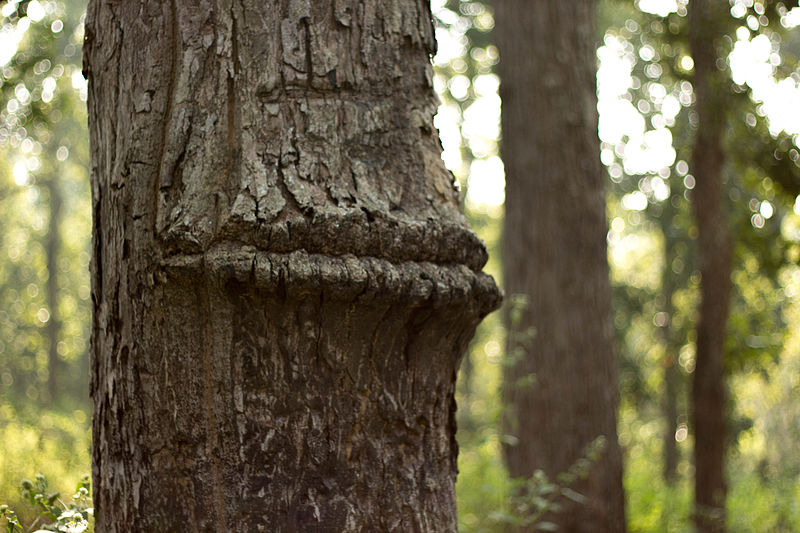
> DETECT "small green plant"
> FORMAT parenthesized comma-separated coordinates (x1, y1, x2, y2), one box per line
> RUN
(0, 505, 21, 533)
(490, 436, 606, 531)
(1, 474, 92, 533)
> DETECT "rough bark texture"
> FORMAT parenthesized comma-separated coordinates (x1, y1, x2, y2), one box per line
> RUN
(83, 1, 500, 531)
(688, 1, 732, 530)
(495, 1, 626, 531)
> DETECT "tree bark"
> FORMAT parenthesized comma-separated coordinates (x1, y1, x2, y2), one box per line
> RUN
(495, 1, 626, 531)
(688, 1, 732, 531)
(83, 1, 500, 530)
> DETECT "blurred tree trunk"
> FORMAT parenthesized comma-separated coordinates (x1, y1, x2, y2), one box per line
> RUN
(45, 171, 62, 404)
(663, 351, 681, 482)
(495, 1, 626, 531)
(660, 207, 681, 484)
(688, 1, 732, 531)
(661, 291, 681, 483)
(83, 1, 499, 531)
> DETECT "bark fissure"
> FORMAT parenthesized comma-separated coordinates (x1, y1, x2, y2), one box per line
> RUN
(227, 0, 242, 194)
(156, 0, 180, 191)
(200, 277, 228, 530)
(303, 16, 313, 87)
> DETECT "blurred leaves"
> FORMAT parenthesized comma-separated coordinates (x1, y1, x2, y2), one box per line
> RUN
(0, 0, 91, 516)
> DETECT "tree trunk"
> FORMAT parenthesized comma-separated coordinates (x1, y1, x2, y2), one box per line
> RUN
(688, 1, 732, 531)
(662, 314, 681, 483)
(83, 1, 500, 530)
(495, 1, 626, 531)
(660, 205, 681, 484)
(45, 171, 63, 404)
(663, 354, 680, 482)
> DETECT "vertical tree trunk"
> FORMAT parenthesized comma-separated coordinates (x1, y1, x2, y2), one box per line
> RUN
(45, 172, 62, 403)
(495, 1, 626, 531)
(83, 1, 500, 531)
(662, 310, 681, 483)
(688, 1, 732, 530)
(660, 207, 681, 484)
(663, 353, 680, 482)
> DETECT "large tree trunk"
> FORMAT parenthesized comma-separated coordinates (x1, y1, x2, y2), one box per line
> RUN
(688, 1, 732, 531)
(495, 1, 626, 531)
(83, 1, 500, 530)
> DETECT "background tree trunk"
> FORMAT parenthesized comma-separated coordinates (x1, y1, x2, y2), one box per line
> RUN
(688, 1, 733, 530)
(495, 1, 626, 531)
(659, 204, 681, 484)
(83, 1, 500, 530)
(45, 171, 62, 404)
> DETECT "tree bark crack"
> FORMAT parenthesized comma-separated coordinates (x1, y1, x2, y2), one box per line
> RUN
(200, 277, 229, 531)
(156, 0, 180, 191)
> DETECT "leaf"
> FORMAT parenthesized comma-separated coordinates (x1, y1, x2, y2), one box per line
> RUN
(536, 521, 559, 531)
(561, 487, 588, 504)
(488, 510, 516, 524)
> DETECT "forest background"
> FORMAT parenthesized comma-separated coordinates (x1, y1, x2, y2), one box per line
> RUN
(1, 0, 799, 531)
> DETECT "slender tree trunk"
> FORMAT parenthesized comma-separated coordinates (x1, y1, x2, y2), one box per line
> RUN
(83, 1, 499, 531)
(662, 320, 681, 483)
(45, 172, 62, 404)
(688, 1, 732, 530)
(660, 207, 680, 484)
(495, 1, 626, 531)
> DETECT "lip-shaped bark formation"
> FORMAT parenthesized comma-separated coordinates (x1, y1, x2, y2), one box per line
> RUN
(84, 1, 500, 531)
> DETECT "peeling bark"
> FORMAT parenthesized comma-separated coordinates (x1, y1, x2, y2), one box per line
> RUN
(83, 1, 500, 530)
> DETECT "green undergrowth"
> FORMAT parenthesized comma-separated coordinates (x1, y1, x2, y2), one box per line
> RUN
(0, 406, 90, 527)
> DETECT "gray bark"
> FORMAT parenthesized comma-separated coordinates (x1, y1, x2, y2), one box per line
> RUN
(495, 1, 626, 531)
(83, 1, 500, 531)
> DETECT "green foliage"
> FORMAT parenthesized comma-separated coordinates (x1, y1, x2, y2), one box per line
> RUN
(0, 0, 91, 414)
(622, 399, 800, 532)
(457, 427, 513, 533)
(0, 406, 90, 528)
(488, 438, 606, 532)
(727, 467, 800, 531)
(1, 474, 92, 533)
(599, 0, 800, 493)
(0, 0, 91, 511)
